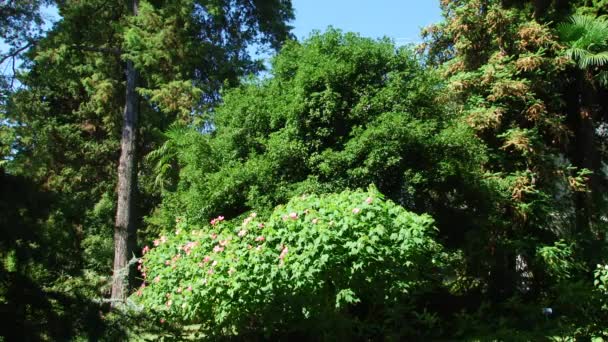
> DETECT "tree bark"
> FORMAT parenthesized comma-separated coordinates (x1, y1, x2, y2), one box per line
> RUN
(572, 72, 598, 235)
(111, 0, 139, 307)
(533, 0, 551, 19)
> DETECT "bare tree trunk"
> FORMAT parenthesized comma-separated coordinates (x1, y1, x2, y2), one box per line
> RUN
(533, 0, 551, 19)
(573, 72, 598, 235)
(111, 0, 139, 307)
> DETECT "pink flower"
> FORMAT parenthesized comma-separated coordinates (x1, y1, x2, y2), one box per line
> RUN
(289, 212, 298, 220)
(187, 286, 192, 291)
(210, 233, 217, 240)
(279, 246, 289, 260)
(312, 218, 319, 224)
(243, 217, 252, 226)
(203, 256, 211, 263)
(154, 276, 160, 283)
(160, 236, 167, 243)
(213, 245, 224, 253)
(153, 239, 160, 246)
(160, 318, 165, 324)
(182, 241, 198, 255)
(352, 208, 361, 214)
(365, 197, 373, 204)
(238, 229, 247, 237)
(255, 236, 265, 242)
(142, 272, 147, 278)
(165, 260, 171, 266)
(211, 215, 224, 225)
(258, 223, 265, 228)
(219, 239, 229, 246)
(207, 268, 214, 275)
(142, 245, 150, 254)
(166, 300, 172, 307)
(136, 289, 142, 296)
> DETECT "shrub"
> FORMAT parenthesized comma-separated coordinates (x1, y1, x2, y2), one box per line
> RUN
(134, 187, 444, 339)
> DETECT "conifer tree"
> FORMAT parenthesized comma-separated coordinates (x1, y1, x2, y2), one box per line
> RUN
(3, 0, 294, 306)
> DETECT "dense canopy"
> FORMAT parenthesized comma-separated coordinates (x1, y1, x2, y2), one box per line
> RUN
(1, 0, 608, 340)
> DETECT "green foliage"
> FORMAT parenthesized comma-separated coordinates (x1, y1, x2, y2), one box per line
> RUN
(558, 14, 608, 84)
(595, 264, 608, 295)
(3, 0, 608, 340)
(1, 0, 295, 339)
(0, 0, 53, 99)
(124, 0, 294, 119)
(536, 240, 582, 281)
(148, 29, 487, 240)
(417, 0, 608, 339)
(136, 187, 444, 339)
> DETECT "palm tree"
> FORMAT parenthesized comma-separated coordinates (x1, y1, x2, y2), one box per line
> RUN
(557, 14, 608, 234)
(558, 14, 608, 84)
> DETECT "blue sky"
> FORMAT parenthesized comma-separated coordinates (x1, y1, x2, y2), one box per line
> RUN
(291, 0, 442, 45)
(2, 1, 443, 68)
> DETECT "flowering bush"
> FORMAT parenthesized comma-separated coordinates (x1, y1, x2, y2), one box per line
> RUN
(134, 187, 444, 339)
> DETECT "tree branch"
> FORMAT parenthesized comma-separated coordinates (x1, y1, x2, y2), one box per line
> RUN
(10, 56, 16, 89)
(0, 42, 33, 66)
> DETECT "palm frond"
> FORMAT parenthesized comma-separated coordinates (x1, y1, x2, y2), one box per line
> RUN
(566, 47, 589, 61)
(568, 15, 608, 47)
(597, 70, 608, 87)
(579, 51, 608, 69)
(146, 124, 188, 190)
(559, 14, 608, 70)
(557, 16, 587, 42)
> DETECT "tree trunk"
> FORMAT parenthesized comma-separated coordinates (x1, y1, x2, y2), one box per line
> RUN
(533, 0, 551, 19)
(111, 0, 139, 307)
(573, 72, 598, 235)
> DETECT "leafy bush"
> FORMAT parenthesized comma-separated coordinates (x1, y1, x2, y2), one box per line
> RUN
(147, 29, 487, 234)
(134, 187, 444, 339)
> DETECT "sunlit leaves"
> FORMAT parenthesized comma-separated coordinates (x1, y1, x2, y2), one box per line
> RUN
(136, 187, 444, 338)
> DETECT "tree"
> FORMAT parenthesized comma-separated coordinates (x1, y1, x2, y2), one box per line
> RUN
(111, 0, 140, 306)
(3, 0, 294, 310)
(110, 0, 295, 304)
(0, 0, 53, 91)
(147, 30, 486, 229)
(558, 14, 608, 83)
(558, 14, 608, 235)
(421, 0, 608, 337)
